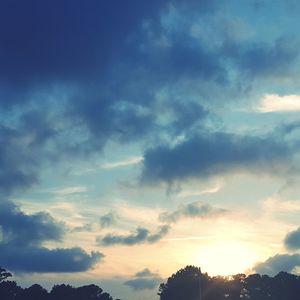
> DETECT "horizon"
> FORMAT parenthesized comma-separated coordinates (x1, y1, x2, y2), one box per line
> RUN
(1, 1, 300, 300)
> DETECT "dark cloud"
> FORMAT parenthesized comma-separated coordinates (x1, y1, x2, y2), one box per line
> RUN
(0, 245, 103, 273)
(147, 225, 170, 243)
(254, 254, 300, 276)
(97, 225, 170, 246)
(0, 110, 56, 196)
(0, 0, 164, 102)
(0, 201, 64, 247)
(124, 268, 161, 291)
(1, 0, 297, 184)
(227, 37, 299, 78)
(100, 212, 117, 229)
(159, 201, 228, 223)
(70, 96, 155, 152)
(284, 227, 300, 250)
(0, 0, 220, 157)
(142, 132, 293, 184)
(0, 201, 103, 273)
(139, 30, 227, 84)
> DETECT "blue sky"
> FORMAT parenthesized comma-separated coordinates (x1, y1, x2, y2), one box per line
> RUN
(2, 1, 300, 299)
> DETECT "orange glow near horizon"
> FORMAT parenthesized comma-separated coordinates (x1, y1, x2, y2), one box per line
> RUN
(194, 240, 258, 276)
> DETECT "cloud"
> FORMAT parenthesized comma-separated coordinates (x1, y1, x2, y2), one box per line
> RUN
(226, 37, 299, 78)
(142, 131, 294, 184)
(124, 278, 161, 291)
(0, 201, 64, 247)
(135, 268, 157, 278)
(257, 94, 300, 113)
(0, 245, 103, 273)
(101, 156, 143, 170)
(0, 111, 56, 196)
(97, 225, 170, 246)
(0, 0, 297, 188)
(52, 186, 88, 196)
(124, 268, 161, 291)
(159, 201, 228, 223)
(99, 212, 117, 229)
(284, 227, 300, 250)
(147, 225, 170, 243)
(0, 201, 103, 273)
(254, 253, 300, 276)
(0, 0, 165, 103)
(71, 223, 92, 233)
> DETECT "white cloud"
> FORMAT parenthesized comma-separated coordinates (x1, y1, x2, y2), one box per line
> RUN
(52, 186, 88, 195)
(176, 183, 222, 198)
(101, 156, 143, 170)
(257, 94, 300, 113)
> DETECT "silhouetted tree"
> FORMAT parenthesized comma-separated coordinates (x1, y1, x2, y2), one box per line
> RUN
(75, 284, 103, 300)
(16, 284, 49, 300)
(158, 265, 209, 300)
(225, 274, 246, 300)
(0, 267, 116, 300)
(99, 292, 113, 300)
(0, 266, 12, 282)
(50, 284, 76, 299)
(0, 280, 22, 300)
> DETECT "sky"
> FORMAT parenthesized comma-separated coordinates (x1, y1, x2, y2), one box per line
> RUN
(2, 0, 300, 299)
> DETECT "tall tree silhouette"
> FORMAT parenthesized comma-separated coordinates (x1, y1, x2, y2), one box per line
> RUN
(0, 266, 12, 282)
(16, 284, 48, 300)
(158, 265, 209, 300)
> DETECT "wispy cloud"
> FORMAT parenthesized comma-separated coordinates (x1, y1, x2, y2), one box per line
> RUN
(51, 186, 88, 196)
(176, 182, 222, 198)
(257, 94, 300, 113)
(101, 156, 143, 170)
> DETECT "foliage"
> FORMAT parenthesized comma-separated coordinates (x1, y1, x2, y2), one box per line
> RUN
(3, 265, 300, 300)
(158, 266, 300, 300)
(0, 266, 12, 282)
(0, 267, 115, 300)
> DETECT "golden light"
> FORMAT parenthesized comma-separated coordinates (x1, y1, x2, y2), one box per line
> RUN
(194, 240, 258, 276)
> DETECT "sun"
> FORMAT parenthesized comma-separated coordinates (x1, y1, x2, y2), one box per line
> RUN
(194, 240, 258, 276)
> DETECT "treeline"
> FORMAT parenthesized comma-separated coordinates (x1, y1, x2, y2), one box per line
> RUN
(0, 282, 117, 300)
(2, 266, 300, 300)
(159, 265, 300, 300)
(0, 267, 118, 300)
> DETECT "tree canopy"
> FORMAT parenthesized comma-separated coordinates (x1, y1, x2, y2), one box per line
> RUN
(2, 265, 300, 300)
(158, 265, 300, 300)
(0, 267, 116, 300)
(0, 266, 12, 282)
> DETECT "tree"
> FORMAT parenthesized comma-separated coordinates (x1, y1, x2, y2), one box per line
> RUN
(50, 284, 76, 300)
(158, 265, 207, 300)
(16, 284, 49, 300)
(0, 266, 12, 282)
(75, 284, 103, 300)
(0, 280, 22, 300)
